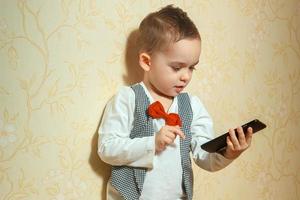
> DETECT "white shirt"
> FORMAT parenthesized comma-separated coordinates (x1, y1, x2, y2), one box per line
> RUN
(98, 82, 233, 200)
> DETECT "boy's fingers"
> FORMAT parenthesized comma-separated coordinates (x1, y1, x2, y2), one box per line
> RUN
(228, 128, 240, 149)
(164, 136, 174, 145)
(236, 126, 246, 144)
(174, 130, 185, 139)
(245, 127, 253, 145)
(165, 131, 176, 141)
(226, 136, 234, 150)
(170, 126, 185, 139)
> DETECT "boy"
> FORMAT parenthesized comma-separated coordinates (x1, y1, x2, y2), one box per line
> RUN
(98, 5, 252, 200)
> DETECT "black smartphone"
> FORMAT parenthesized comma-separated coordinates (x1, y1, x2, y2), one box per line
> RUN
(201, 119, 267, 153)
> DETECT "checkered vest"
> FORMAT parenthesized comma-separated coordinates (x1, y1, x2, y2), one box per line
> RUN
(111, 84, 193, 200)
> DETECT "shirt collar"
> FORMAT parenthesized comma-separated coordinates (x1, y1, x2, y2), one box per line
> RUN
(139, 81, 178, 113)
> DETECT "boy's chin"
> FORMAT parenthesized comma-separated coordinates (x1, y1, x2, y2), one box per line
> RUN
(157, 91, 177, 99)
(165, 91, 180, 98)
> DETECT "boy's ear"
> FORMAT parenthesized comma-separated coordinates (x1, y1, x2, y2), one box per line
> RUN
(139, 52, 151, 71)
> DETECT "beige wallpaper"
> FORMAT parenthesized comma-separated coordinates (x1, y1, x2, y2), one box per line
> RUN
(0, 0, 299, 199)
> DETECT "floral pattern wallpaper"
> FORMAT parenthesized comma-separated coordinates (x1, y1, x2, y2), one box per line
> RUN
(0, 0, 299, 199)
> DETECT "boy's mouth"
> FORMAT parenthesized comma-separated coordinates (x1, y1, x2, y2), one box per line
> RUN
(175, 86, 185, 93)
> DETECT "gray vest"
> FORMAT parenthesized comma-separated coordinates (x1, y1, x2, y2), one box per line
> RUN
(111, 84, 193, 200)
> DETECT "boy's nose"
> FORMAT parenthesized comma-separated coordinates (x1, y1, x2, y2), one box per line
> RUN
(180, 72, 191, 82)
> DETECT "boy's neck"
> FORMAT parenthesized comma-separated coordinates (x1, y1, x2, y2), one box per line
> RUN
(142, 81, 174, 112)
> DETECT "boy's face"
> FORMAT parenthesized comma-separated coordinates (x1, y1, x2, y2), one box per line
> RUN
(142, 38, 201, 99)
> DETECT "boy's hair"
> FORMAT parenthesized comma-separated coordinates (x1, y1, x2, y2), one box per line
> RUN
(137, 4, 201, 54)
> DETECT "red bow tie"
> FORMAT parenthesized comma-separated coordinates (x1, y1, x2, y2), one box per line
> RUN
(147, 101, 182, 126)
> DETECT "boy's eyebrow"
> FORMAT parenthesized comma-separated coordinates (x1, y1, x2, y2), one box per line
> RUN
(169, 60, 199, 67)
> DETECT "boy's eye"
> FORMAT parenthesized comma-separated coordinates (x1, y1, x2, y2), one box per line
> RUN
(189, 66, 196, 71)
(171, 66, 181, 71)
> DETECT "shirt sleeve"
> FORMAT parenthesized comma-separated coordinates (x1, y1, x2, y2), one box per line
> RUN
(97, 86, 155, 168)
(190, 95, 233, 172)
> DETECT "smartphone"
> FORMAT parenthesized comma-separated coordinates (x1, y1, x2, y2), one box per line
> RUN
(201, 119, 267, 153)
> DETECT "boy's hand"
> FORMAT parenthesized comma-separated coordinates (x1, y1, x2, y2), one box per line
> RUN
(155, 125, 185, 154)
(222, 127, 253, 159)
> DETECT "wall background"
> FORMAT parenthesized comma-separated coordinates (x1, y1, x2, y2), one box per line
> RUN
(0, 0, 299, 199)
